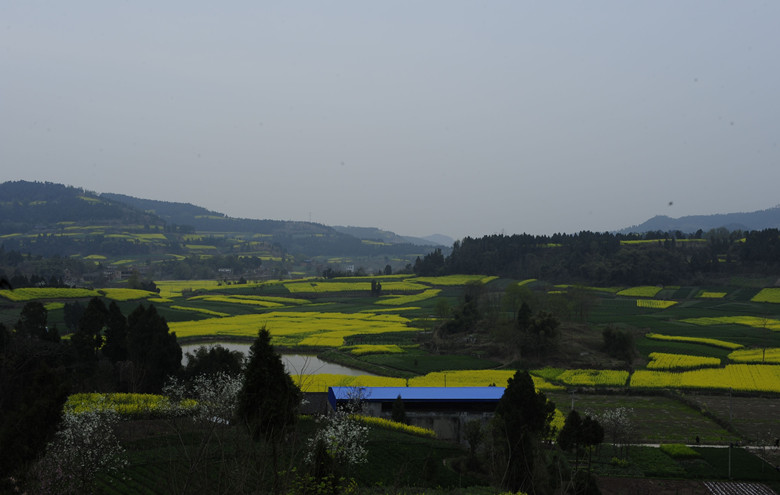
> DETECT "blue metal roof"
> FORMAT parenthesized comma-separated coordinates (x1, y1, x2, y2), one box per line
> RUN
(328, 386, 505, 410)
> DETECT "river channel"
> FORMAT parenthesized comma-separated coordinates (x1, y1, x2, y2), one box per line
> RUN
(180, 342, 373, 376)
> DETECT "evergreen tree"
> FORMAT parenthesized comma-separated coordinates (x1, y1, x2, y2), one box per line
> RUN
(557, 410, 604, 472)
(557, 409, 584, 468)
(391, 394, 406, 424)
(237, 327, 300, 492)
(15, 301, 48, 340)
(0, 323, 69, 482)
(581, 414, 604, 471)
(71, 297, 107, 363)
(63, 301, 85, 332)
(126, 304, 181, 393)
(237, 327, 300, 443)
(493, 370, 555, 493)
(102, 301, 128, 363)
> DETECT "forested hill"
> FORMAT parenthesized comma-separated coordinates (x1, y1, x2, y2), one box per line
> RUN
(101, 192, 330, 236)
(0, 180, 438, 259)
(99, 193, 442, 254)
(0, 181, 163, 234)
(618, 206, 780, 234)
(413, 230, 780, 286)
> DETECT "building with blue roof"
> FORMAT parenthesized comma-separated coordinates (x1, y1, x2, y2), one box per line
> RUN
(327, 386, 506, 442)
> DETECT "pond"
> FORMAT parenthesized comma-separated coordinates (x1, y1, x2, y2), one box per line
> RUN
(180, 342, 373, 376)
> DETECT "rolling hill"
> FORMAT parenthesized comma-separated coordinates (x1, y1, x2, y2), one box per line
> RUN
(618, 206, 780, 234)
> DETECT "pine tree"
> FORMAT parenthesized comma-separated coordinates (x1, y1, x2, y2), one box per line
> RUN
(494, 370, 555, 493)
(557, 409, 583, 468)
(237, 326, 300, 443)
(237, 327, 300, 492)
(102, 301, 128, 363)
(391, 394, 406, 424)
(15, 301, 48, 340)
(71, 297, 107, 365)
(126, 304, 181, 393)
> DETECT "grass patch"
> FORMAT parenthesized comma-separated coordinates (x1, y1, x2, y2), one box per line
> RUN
(659, 443, 700, 459)
(357, 348, 499, 375)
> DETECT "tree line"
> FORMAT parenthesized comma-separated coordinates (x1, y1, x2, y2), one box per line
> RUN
(0, 298, 183, 480)
(414, 228, 780, 285)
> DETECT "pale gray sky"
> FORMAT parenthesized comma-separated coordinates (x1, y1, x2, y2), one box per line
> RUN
(2, 2, 779, 240)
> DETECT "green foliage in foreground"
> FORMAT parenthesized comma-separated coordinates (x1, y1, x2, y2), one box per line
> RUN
(95, 417, 485, 494)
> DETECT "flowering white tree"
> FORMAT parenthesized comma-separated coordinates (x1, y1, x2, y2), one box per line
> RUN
(307, 387, 370, 468)
(599, 407, 633, 458)
(308, 408, 369, 467)
(32, 404, 126, 494)
(163, 371, 242, 422)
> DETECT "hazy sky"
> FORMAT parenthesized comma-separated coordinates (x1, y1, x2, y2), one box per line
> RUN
(3, 2, 779, 240)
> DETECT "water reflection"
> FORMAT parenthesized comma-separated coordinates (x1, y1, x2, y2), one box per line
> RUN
(180, 342, 373, 376)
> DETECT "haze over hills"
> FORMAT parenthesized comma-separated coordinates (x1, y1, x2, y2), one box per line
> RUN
(332, 226, 453, 247)
(617, 205, 780, 234)
(4, 180, 780, 252)
(0, 181, 446, 262)
(102, 192, 451, 247)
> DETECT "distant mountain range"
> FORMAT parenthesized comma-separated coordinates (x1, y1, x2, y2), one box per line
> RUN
(0, 181, 448, 260)
(4, 181, 778, 255)
(101, 192, 452, 247)
(332, 226, 453, 247)
(617, 205, 780, 234)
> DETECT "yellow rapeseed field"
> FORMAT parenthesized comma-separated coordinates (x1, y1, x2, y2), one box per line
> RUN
(359, 306, 421, 313)
(410, 275, 498, 286)
(227, 295, 310, 305)
(630, 364, 780, 393)
(346, 345, 404, 356)
(0, 287, 101, 301)
(617, 286, 663, 298)
(682, 316, 780, 331)
(646, 352, 720, 370)
(168, 311, 414, 347)
(376, 289, 441, 306)
(557, 369, 629, 387)
(697, 291, 727, 299)
(65, 393, 196, 418)
(170, 305, 230, 317)
(751, 288, 780, 303)
(354, 415, 436, 438)
(728, 348, 780, 364)
(99, 288, 157, 301)
(636, 299, 677, 309)
(187, 295, 285, 308)
(645, 333, 743, 350)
